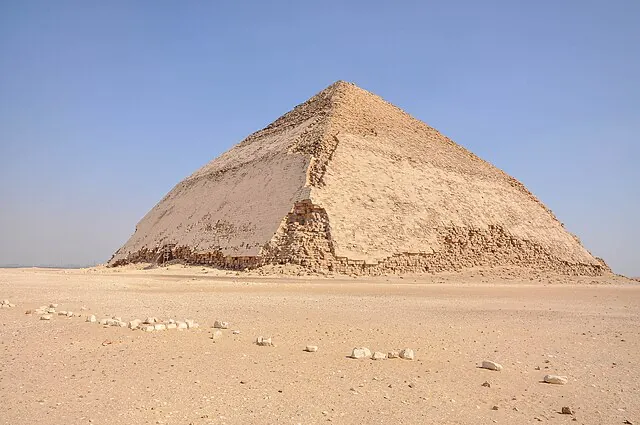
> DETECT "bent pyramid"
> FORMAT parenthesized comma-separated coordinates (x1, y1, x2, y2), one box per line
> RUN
(110, 81, 608, 275)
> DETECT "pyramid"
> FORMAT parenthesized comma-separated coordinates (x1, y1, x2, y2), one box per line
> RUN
(109, 81, 609, 275)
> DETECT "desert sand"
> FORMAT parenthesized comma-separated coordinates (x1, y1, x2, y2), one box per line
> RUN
(0, 266, 638, 424)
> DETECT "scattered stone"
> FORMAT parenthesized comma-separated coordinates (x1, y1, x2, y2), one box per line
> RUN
(168, 318, 176, 324)
(25, 309, 33, 315)
(46, 307, 56, 314)
(232, 330, 241, 335)
(211, 330, 223, 341)
(112, 316, 122, 322)
(80, 306, 88, 311)
(66, 311, 74, 317)
(304, 345, 318, 352)
(40, 314, 52, 321)
(176, 321, 188, 330)
(99, 318, 109, 326)
(58, 311, 68, 316)
(256, 336, 274, 347)
(49, 303, 58, 308)
(544, 375, 568, 385)
(213, 320, 230, 329)
(128, 319, 142, 329)
(1, 300, 15, 308)
(481, 361, 503, 371)
(482, 381, 491, 388)
(116, 320, 127, 327)
(86, 315, 96, 323)
(350, 347, 372, 359)
(166, 323, 177, 330)
(399, 348, 415, 360)
(154, 323, 167, 331)
(387, 350, 400, 359)
(144, 317, 158, 324)
(101, 340, 113, 346)
(143, 325, 154, 332)
(492, 405, 499, 411)
(185, 319, 199, 329)
(561, 407, 574, 415)
(371, 351, 386, 360)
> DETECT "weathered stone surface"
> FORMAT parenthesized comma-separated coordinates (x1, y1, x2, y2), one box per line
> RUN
(58, 311, 68, 316)
(176, 321, 188, 330)
(142, 325, 154, 332)
(144, 317, 157, 324)
(256, 336, 274, 347)
(371, 351, 386, 360)
(40, 315, 52, 320)
(46, 307, 56, 314)
(399, 348, 415, 360)
(49, 303, 58, 308)
(213, 320, 230, 329)
(185, 319, 199, 329)
(86, 315, 97, 323)
(66, 311, 74, 317)
(351, 347, 372, 359)
(544, 375, 568, 385)
(166, 323, 177, 330)
(561, 406, 574, 415)
(387, 350, 400, 359)
(304, 345, 318, 352)
(154, 323, 167, 331)
(481, 360, 503, 371)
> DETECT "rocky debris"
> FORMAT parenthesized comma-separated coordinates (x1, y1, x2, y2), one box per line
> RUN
(25, 309, 33, 314)
(492, 405, 499, 411)
(49, 303, 58, 308)
(232, 330, 241, 335)
(153, 323, 167, 331)
(40, 314, 52, 321)
(116, 320, 127, 327)
(46, 307, 56, 314)
(482, 381, 491, 388)
(371, 351, 386, 360)
(481, 360, 503, 371)
(544, 375, 568, 385)
(304, 345, 318, 352)
(211, 330, 223, 341)
(350, 347, 372, 359)
(66, 311, 74, 317)
(399, 348, 415, 360)
(128, 319, 142, 329)
(58, 311, 68, 316)
(185, 319, 199, 329)
(142, 325, 154, 332)
(387, 350, 400, 359)
(1, 300, 15, 308)
(166, 323, 177, 330)
(144, 317, 158, 324)
(256, 336, 274, 347)
(86, 315, 96, 323)
(176, 321, 188, 330)
(213, 320, 230, 329)
(561, 407, 574, 415)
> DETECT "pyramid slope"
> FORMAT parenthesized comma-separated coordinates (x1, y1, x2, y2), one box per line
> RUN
(110, 81, 608, 275)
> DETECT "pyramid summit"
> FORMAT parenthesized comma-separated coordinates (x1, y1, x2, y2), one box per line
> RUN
(110, 81, 609, 275)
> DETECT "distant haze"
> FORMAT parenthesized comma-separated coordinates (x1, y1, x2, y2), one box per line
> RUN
(1, 1, 638, 275)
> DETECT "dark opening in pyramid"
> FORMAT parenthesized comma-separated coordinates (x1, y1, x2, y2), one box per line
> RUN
(109, 81, 609, 275)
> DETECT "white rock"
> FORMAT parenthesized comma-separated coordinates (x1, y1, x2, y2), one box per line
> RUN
(112, 316, 122, 322)
(58, 311, 68, 316)
(232, 330, 241, 335)
(213, 320, 230, 329)
(40, 314, 52, 321)
(143, 325, 154, 332)
(351, 347, 372, 359)
(176, 321, 188, 330)
(154, 323, 167, 331)
(185, 319, 199, 329)
(544, 375, 568, 385)
(86, 315, 97, 323)
(481, 360, 503, 371)
(116, 321, 127, 327)
(105, 319, 118, 326)
(66, 311, 74, 317)
(212, 330, 223, 341)
(1, 300, 8, 305)
(304, 345, 318, 352)
(371, 351, 387, 360)
(46, 307, 56, 314)
(166, 323, 177, 330)
(387, 350, 400, 359)
(168, 318, 176, 324)
(399, 348, 415, 360)
(128, 319, 142, 329)
(49, 303, 58, 308)
(99, 318, 109, 326)
(256, 336, 274, 347)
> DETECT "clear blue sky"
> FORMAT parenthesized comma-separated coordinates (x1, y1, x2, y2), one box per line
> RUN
(1, 1, 638, 275)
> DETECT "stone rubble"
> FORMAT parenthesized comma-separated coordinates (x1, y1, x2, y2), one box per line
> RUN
(256, 336, 274, 347)
(213, 320, 230, 329)
(1, 300, 16, 308)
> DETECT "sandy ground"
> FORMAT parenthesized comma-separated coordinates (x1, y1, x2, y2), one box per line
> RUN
(0, 266, 638, 425)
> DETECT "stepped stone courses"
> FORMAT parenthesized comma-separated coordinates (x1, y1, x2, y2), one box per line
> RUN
(110, 81, 609, 276)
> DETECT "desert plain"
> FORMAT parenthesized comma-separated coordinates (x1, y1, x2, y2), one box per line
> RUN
(0, 265, 638, 425)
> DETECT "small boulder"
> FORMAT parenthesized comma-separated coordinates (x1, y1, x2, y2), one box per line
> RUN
(166, 323, 177, 330)
(256, 336, 274, 347)
(176, 321, 188, 330)
(371, 351, 387, 360)
(304, 345, 318, 352)
(387, 350, 400, 359)
(350, 347, 372, 359)
(49, 303, 58, 308)
(142, 325, 154, 332)
(561, 407, 574, 415)
(66, 311, 74, 317)
(40, 314, 52, 321)
(144, 317, 157, 325)
(128, 319, 142, 329)
(213, 320, 230, 329)
(481, 361, 503, 371)
(154, 323, 167, 331)
(185, 319, 199, 329)
(86, 315, 97, 323)
(58, 311, 68, 316)
(399, 348, 415, 360)
(46, 307, 56, 314)
(232, 330, 241, 335)
(544, 375, 568, 385)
